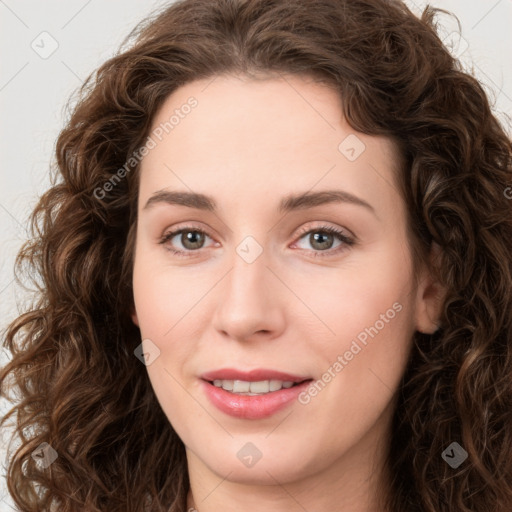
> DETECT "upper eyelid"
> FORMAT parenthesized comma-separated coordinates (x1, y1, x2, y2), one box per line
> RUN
(295, 223, 354, 239)
(162, 222, 352, 239)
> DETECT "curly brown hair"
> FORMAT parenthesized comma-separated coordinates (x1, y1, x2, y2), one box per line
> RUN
(1, 0, 512, 510)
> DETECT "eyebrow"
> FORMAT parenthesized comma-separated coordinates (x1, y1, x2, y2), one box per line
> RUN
(143, 189, 376, 215)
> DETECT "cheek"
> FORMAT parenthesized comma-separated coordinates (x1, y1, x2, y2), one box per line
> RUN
(131, 250, 209, 397)
(132, 259, 201, 432)
(290, 266, 415, 458)
(132, 279, 197, 380)
(296, 242, 413, 342)
(132, 246, 201, 338)
(293, 238, 416, 395)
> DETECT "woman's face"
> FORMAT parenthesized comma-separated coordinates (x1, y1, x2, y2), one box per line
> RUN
(131, 74, 440, 492)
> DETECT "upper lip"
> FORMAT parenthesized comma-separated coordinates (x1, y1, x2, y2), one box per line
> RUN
(201, 368, 311, 383)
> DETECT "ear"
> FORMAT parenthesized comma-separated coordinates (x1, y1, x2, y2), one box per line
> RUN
(414, 242, 447, 334)
(131, 305, 139, 327)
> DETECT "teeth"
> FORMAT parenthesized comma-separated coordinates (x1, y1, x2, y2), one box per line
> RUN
(269, 379, 282, 391)
(212, 379, 297, 394)
(249, 380, 269, 393)
(219, 379, 233, 390)
(232, 380, 250, 393)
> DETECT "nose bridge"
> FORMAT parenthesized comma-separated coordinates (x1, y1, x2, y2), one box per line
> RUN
(212, 234, 284, 339)
(225, 236, 272, 309)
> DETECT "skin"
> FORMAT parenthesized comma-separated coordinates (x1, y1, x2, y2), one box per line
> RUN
(131, 73, 444, 512)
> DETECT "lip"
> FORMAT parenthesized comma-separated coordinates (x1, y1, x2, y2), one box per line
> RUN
(200, 368, 312, 420)
(201, 368, 310, 383)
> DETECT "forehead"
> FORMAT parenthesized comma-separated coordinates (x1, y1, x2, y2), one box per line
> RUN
(138, 74, 403, 218)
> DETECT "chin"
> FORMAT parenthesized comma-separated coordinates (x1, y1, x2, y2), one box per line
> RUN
(189, 439, 318, 485)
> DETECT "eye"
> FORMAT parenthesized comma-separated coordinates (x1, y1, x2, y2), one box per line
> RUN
(292, 225, 355, 257)
(158, 226, 216, 257)
(159, 224, 355, 258)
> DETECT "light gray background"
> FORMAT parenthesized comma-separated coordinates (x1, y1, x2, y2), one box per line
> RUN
(1, 0, 511, 509)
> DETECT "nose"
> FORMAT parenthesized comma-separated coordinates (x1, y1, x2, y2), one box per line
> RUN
(211, 247, 286, 342)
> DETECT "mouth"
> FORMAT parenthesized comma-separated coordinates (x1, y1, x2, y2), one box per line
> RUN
(205, 378, 309, 396)
(200, 369, 313, 419)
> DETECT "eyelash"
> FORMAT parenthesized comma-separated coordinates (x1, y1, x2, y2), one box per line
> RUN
(158, 224, 355, 259)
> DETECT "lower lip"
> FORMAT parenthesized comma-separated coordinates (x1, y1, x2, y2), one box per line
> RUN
(201, 379, 312, 419)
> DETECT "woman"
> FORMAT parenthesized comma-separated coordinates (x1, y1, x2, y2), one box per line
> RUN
(1, 0, 511, 511)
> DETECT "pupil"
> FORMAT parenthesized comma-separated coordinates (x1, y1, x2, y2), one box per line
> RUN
(311, 232, 333, 250)
(183, 231, 204, 249)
